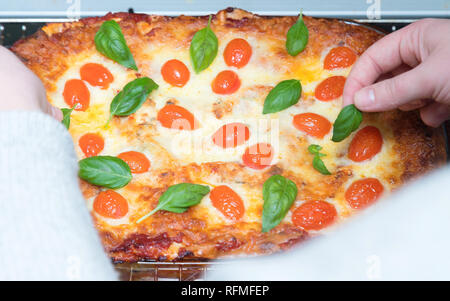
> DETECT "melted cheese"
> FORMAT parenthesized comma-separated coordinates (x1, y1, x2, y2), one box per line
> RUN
(46, 24, 399, 252)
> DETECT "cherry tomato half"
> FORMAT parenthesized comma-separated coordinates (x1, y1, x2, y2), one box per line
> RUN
(210, 185, 245, 221)
(118, 151, 151, 173)
(314, 76, 346, 101)
(79, 133, 104, 157)
(157, 104, 196, 130)
(161, 59, 190, 87)
(223, 38, 252, 68)
(292, 200, 337, 231)
(345, 178, 384, 209)
(212, 122, 250, 148)
(63, 79, 90, 111)
(324, 46, 357, 70)
(348, 126, 383, 162)
(242, 143, 274, 170)
(93, 190, 128, 219)
(212, 70, 241, 95)
(293, 113, 332, 138)
(80, 63, 114, 89)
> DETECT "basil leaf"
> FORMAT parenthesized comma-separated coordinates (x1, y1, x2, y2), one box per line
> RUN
(308, 144, 332, 175)
(263, 79, 302, 114)
(136, 183, 210, 223)
(307, 144, 322, 155)
(332, 104, 363, 142)
(286, 12, 309, 56)
(61, 105, 75, 129)
(312, 155, 332, 175)
(105, 77, 158, 127)
(79, 156, 132, 189)
(190, 15, 218, 73)
(94, 20, 138, 71)
(262, 175, 298, 233)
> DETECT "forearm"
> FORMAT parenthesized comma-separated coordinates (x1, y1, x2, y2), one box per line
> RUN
(0, 111, 116, 280)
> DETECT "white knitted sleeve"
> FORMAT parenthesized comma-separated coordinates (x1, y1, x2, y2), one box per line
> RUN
(0, 111, 117, 280)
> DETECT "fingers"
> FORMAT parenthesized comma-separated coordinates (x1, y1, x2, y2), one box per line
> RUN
(38, 87, 62, 121)
(342, 74, 364, 107)
(390, 64, 412, 77)
(352, 62, 434, 111)
(420, 102, 450, 127)
(398, 99, 431, 111)
(343, 22, 423, 106)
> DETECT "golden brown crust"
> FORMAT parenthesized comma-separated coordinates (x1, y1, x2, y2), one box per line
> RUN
(12, 8, 380, 88)
(389, 111, 447, 182)
(12, 8, 446, 262)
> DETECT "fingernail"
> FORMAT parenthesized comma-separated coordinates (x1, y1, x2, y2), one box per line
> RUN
(354, 88, 375, 108)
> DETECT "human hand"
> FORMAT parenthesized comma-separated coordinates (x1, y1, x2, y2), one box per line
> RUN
(343, 19, 450, 127)
(0, 46, 62, 120)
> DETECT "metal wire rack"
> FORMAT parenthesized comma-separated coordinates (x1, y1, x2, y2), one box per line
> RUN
(114, 260, 234, 281)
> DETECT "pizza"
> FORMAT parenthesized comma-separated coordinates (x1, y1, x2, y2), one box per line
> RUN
(12, 8, 446, 262)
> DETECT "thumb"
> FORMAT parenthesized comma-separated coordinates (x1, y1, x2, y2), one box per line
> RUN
(353, 62, 434, 112)
(52, 106, 63, 121)
(46, 104, 63, 122)
(420, 102, 450, 127)
(39, 89, 63, 121)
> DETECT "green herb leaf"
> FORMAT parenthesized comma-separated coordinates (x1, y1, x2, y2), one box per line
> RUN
(94, 20, 138, 70)
(105, 77, 158, 127)
(332, 104, 363, 142)
(286, 11, 309, 56)
(312, 155, 332, 175)
(307, 144, 323, 155)
(78, 156, 132, 189)
(262, 175, 298, 232)
(136, 183, 210, 223)
(308, 144, 332, 175)
(263, 79, 302, 114)
(61, 105, 75, 129)
(189, 15, 218, 73)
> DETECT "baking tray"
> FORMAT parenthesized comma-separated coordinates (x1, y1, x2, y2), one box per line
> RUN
(1, 11, 447, 281)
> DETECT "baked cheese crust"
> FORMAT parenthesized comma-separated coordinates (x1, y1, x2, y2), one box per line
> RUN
(12, 8, 446, 262)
